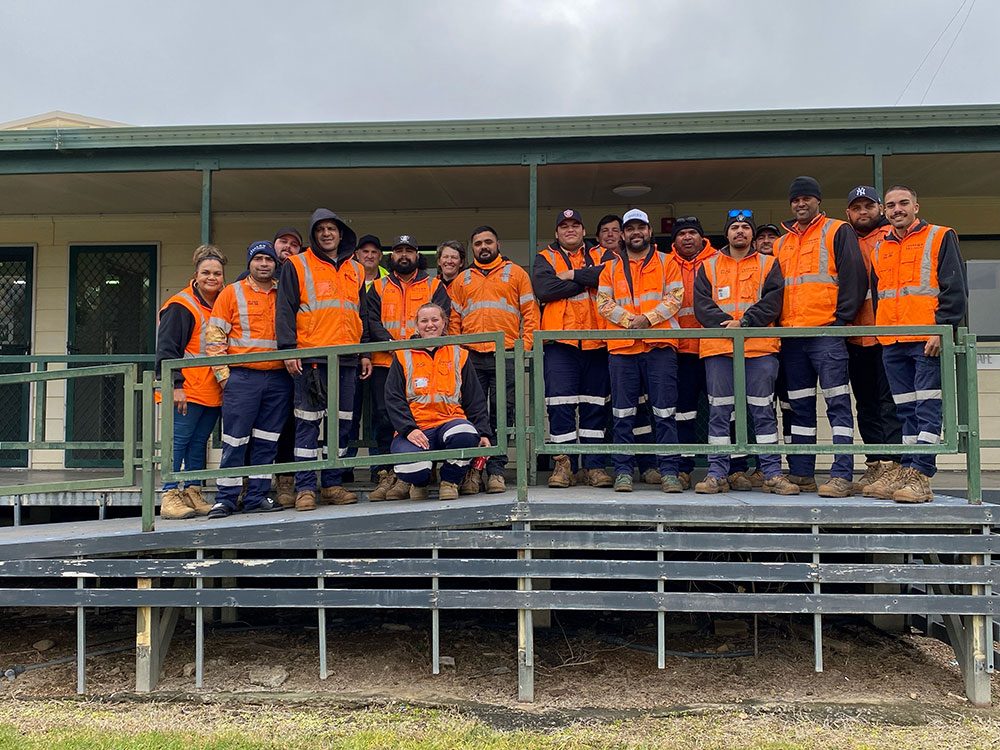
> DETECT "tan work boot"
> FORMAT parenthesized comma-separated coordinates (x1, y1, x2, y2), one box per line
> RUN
(817, 477, 854, 498)
(677, 471, 691, 490)
(439, 481, 459, 500)
(695, 476, 729, 494)
(386, 480, 412, 501)
(486, 474, 506, 494)
(862, 462, 903, 499)
(727, 471, 752, 491)
(762, 475, 800, 495)
(184, 485, 213, 515)
(160, 488, 195, 520)
(409, 484, 429, 501)
(294, 490, 316, 512)
(548, 455, 576, 488)
(640, 468, 662, 485)
(747, 469, 765, 488)
(276, 476, 296, 508)
(459, 469, 481, 496)
(853, 461, 884, 493)
(369, 470, 397, 502)
(586, 468, 614, 488)
(786, 475, 818, 492)
(892, 467, 933, 503)
(320, 485, 358, 505)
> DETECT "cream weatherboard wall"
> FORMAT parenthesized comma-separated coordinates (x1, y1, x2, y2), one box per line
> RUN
(1, 207, 997, 473)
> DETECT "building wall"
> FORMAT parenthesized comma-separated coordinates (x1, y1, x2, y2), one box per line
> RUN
(1, 205, 998, 473)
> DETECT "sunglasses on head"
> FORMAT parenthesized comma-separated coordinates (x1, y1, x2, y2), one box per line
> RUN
(676, 216, 699, 223)
(728, 209, 753, 220)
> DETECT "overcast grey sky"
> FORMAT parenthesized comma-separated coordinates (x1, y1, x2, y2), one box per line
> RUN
(3, 0, 996, 126)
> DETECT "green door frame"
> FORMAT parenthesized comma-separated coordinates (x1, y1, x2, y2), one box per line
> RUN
(66, 244, 157, 467)
(0, 246, 34, 468)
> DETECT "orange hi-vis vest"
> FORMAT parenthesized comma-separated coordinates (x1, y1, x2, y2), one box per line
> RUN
(775, 213, 844, 328)
(871, 221, 951, 345)
(449, 258, 538, 353)
(287, 249, 364, 349)
(208, 278, 282, 370)
(598, 249, 684, 355)
(537, 243, 605, 350)
(671, 240, 717, 354)
(157, 283, 222, 407)
(372, 273, 447, 367)
(699, 251, 780, 359)
(395, 344, 469, 430)
(848, 222, 890, 347)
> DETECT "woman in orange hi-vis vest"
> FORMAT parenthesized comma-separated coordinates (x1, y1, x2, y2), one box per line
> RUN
(384, 303, 492, 501)
(154, 245, 227, 520)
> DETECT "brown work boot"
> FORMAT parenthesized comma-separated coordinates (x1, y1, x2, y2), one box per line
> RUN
(747, 469, 765, 488)
(892, 468, 933, 504)
(320, 485, 358, 505)
(762, 475, 800, 495)
(160, 488, 195, 520)
(439, 481, 459, 500)
(817, 477, 854, 498)
(184, 485, 213, 515)
(386, 480, 412, 501)
(727, 471, 753, 491)
(369, 470, 397, 502)
(459, 469, 481, 496)
(863, 462, 905, 499)
(786, 475, 818, 492)
(678, 471, 691, 490)
(294, 490, 316, 511)
(586, 468, 614, 488)
(640, 468, 662, 485)
(548, 455, 576, 488)
(409, 484, 429, 501)
(276, 476, 296, 508)
(486, 474, 506, 494)
(695, 476, 729, 494)
(853, 461, 884, 493)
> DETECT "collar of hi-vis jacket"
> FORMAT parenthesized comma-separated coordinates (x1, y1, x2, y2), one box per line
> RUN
(718, 245, 762, 261)
(305, 245, 353, 269)
(781, 211, 828, 236)
(385, 268, 429, 290)
(670, 238, 714, 268)
(860, 216, 891, 242)
(472, 254, 507, 274)
(548, 242, 595, 270)
(885, 218, 927, 244)
(613, 245, 659, 299)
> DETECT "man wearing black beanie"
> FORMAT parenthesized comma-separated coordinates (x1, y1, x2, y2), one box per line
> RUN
(771, 176, 867, 497)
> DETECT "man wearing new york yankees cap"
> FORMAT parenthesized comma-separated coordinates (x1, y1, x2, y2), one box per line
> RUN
(532, 209, 614, 489)
(772, 176, 868, 497)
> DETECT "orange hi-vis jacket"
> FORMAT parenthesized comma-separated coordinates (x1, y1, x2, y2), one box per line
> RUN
(287, 248, 364, 349)
(206, 277, 282, 371)
(871, 221, 953, 345)
(157, 283, 222, 407)
(670, 239, 717, 354)
(698, 251, 781, 359)
(370, 272, 452, 367)
(394, 345, 469, 430)
(536, 243, 605, 350)
(848, 221, 890, 347)
(597, 248, 684, 355)
(774, 213, 846, 328)
(449, 256, 539, 352)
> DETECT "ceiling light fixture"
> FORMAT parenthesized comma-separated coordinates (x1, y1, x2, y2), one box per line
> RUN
(612, 184, 652, 198)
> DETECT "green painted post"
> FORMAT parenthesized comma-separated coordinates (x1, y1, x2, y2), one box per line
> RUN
(200, 168, 212, 246)
(33, 374, 45, 445)
(872, 152, 884, 200)
(141, 370, 156, 532)
(122, 364, 137, 487)
(732, 330, 748, 454)
(514, 340, 528, 502)
(527, 161, 538, 259)
(965, 334, 982, 504)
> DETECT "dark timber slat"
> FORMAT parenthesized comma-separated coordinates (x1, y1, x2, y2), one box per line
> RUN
(2, 558, 994, 585)
(3, 588, 995, 615)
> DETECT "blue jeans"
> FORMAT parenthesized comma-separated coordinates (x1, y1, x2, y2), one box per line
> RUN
(162, 401, 220, 490)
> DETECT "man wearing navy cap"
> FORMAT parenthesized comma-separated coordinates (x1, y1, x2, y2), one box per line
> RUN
(205, 241, 292, 517)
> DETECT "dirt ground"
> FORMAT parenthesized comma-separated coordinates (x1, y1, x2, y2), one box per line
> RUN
(1, 607, 994, 712)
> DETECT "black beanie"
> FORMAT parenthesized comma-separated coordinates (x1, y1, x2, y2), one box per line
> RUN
(672, 216, 704, 242)
(724, 211, 756, 236)
(789, 176, 821, 202)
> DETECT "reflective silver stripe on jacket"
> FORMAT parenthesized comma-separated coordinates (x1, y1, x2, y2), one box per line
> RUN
(297, 256, 360, 313)
(783, 219, 838, 287)
(227, 281, 277, 349)
(177, 291, 208, 357)
(875, 225, 942, 300)
(403, 346, 463, 405)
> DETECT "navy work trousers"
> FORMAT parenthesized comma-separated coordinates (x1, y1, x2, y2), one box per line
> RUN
(215, 367, 292, 510)
(608, 347, 679, 477)
(881, 342, 942, 477)
(470, 350, 516, 478)
(781, 336, 855, 480)
(704, 354, 781, 480)
(292, 360, 357, 491)
(847, 342, 903, 463)
(675, 352, 705, 476)
(391, 419, 481, 487)
(543, 343, 608, 471)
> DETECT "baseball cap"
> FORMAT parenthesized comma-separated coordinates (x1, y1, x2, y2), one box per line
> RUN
(847, 185, 881, 206)
(272, 226, 302, 245)
(622, 208, 650, 226)
(555, 208, 584, 228)
(755, 223, 780, 238)
(391, 234, 419, 249)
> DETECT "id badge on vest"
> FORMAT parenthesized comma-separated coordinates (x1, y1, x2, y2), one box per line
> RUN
(718, 285, 731, 301)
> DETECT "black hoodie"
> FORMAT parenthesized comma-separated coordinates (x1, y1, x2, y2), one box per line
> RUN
(276, 208, 368, 363)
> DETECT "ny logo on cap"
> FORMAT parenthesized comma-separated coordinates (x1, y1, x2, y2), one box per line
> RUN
(855, 187, 865, 196)
(563, 209, 574, 217)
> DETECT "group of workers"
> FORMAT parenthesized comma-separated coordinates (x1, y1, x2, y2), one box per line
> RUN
(154, 174, 967, 520)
